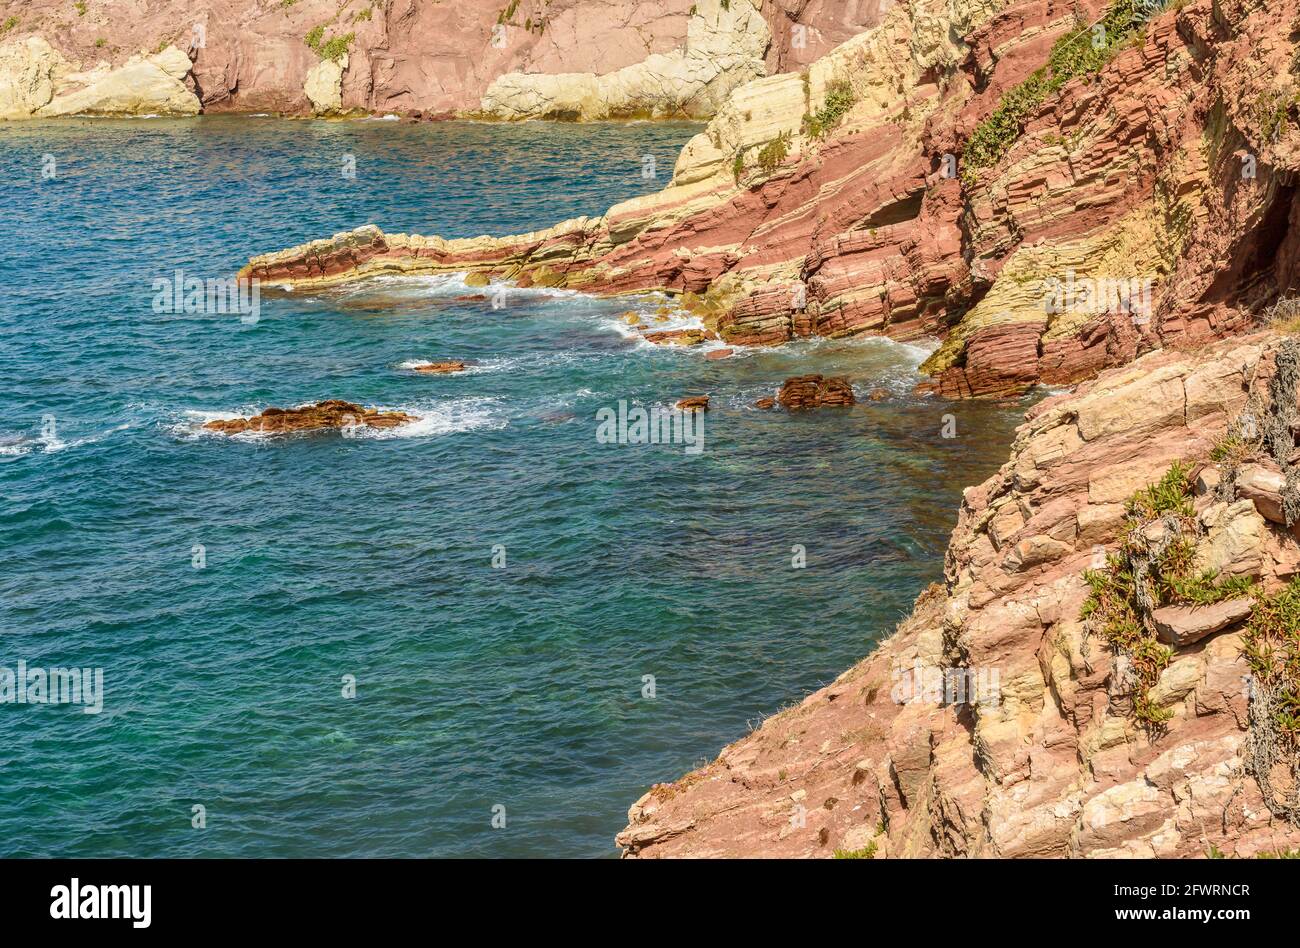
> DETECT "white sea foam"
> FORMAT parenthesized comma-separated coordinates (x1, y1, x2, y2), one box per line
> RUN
(333, 273, 580, 304)
(0, 421, 132, 456)
(351, 397, 506, 440)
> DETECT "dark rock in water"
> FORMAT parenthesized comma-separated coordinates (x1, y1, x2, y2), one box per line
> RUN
(537, 410, 577, 425)
(777, 375, 855, 411)
(204, 400, 415, 435)
(754, 397, 776, 410)
(676, 396, 709, 412)
(452, 294, 487, 302)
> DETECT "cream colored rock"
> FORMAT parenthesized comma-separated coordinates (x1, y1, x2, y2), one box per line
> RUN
(480, 0, 769, 121)
(0, 36, 66, 119)
(1148, 655, 1205, 707)
(305, 54, 348, 116)
(1074, 365, 1187, 442)
(36, 45, 199, 117)
(1195, 500, 1266, 577)
(1077, 503, 1125, 546)
(1235, 465, 1287, 524)
(1087, 449, 1185, 504)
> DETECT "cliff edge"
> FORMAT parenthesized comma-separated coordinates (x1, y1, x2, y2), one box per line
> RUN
(618, 333, 1300, 858)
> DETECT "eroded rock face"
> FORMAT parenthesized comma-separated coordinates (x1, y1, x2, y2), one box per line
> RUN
(0, 38, 199, 118)
(0, 0, 873, 118)
(245, 0, 1300, 399)
(616, 335, 1300, 858)
(479, 0, 770, 121)
(203, 400, 414, 435)
(776, 374, 855, 410)
(303, 54, 347, 116)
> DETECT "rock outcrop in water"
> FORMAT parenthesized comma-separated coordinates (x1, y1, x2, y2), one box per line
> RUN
(776, 374, 856, 410)
(617, 334, 1300, 858)
(203, 401, 414, 435)
(244, 0, 1300, 400)
(0, 0, 881, 119)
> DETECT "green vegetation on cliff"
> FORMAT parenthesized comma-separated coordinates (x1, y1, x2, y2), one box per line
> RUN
(962, 0, 1170, 185)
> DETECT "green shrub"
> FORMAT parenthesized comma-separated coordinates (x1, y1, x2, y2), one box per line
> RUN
(802, 79, 855, 139)
(756, 132, 791, 175)
(833, 840, 878, 859)
(1243, 577, 1300, 737)
(319, 32, 353, 62)
(304, 24, 325, 51)
(1081, 461, 1255, 727)
(962, 0, 1170, 185)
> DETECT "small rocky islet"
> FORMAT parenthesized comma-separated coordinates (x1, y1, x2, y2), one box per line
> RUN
(203, 400, 416, 436)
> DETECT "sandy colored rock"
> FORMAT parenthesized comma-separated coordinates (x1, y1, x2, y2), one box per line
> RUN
(675, 396, 709, 412)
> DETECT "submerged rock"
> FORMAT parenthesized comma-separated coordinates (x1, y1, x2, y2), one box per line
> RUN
(776, 375, 855, 411)
(642, 328, 716, 347)
(705, 348, 734, 360)
(203, 400, 415, 435)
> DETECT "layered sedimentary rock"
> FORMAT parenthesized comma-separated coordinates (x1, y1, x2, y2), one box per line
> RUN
(0, 0, 870, 118)
(617, 334, 1300, 858)
(776, 374, 856, 410)
(0, 37, 199, 118)
(203, 400, 413, 435)
(245, 0, 1300, 399)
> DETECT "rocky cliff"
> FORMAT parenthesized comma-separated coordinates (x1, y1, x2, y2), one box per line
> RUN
(619, 334, 1300, 858)
(243, 0, 1300, 400)
(0, 0, 883, 118)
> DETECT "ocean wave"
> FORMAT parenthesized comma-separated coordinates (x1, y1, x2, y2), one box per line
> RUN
(351, 397, 507, 440)
(0, 422, 131, 456)
(331, 272, 580, 305)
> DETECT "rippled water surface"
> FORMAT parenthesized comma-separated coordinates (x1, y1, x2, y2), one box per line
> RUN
(0, 117, 1026, 857)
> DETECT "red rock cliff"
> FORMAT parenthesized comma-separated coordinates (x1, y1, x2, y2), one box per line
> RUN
(618, 334, 1300, 858)
(242, 0, 1300, 399)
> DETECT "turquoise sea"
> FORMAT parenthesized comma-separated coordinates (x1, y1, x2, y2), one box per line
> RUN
(0, 117, 1024, 857)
